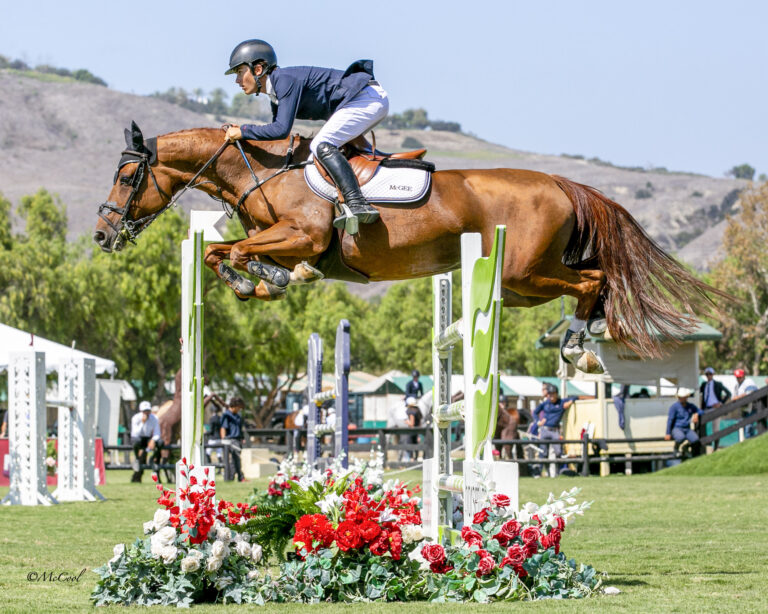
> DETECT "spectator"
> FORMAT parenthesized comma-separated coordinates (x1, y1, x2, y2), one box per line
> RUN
(404, 397, 423, 461)
(130, 401, 163, 483)
(405, 370, 424, 399)
(699, 367, 731, 447)
(534, 384, 578, 476)
(665, 388, 702, 457)
(0, 409, 7, 438)
(220, 397, 246, 482)
(292, 403, 309, 451)
(205, 405, 223, 464)
(732, 369, 759, 437)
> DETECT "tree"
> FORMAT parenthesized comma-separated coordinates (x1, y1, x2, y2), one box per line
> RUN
(726, 164, 755, 181)
(708, 182, 768, 374)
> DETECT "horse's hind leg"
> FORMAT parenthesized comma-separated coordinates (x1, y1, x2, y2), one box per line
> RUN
(504, 263, 607, 373)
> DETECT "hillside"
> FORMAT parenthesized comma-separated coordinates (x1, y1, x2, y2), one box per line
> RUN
(0, 69, 746, 277)
(661, 433, 768, 476)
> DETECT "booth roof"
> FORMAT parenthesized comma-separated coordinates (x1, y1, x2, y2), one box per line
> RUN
(534, 316, 722, 349)
(0, 322, 117, 375)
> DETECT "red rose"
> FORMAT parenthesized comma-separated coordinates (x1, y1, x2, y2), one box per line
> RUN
(472, 508, 490, 525)
(421, 543, 446, 564)
(461, 526, 483, 547)
(430, 560, 454, 574)
(490, 494, 511, 507)
(492, 533, 510, 547)
(524, 542, 538, 557)
(505, 544, 526, 566)
(389, 529, 403, 561)
(541, 528, 561, 553)
(514, 564, 528, 578)
(336, 520, 364, 551)
(477, 556, 495, 576)
(359, 520, 382, 543)
(521, 526, 541, 545)
(369, 534, 389, 556)
(556, 516, 566, 531)
(499, 519, 521, 540)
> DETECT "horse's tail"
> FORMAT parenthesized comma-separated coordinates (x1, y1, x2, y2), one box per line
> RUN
(551, 174, 728, 358)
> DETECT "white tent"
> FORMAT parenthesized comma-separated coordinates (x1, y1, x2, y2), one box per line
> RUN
(0, 323, 117, 375)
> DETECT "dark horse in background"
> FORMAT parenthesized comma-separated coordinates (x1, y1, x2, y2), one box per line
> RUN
(94, 123, 726, 373)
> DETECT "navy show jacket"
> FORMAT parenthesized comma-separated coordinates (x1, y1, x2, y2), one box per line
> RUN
(533, 396, 578, 428)
(240, 60, 375, 141)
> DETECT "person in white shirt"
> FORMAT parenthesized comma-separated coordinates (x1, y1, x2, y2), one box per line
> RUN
(732, 368, 760, 438)
(130, 401, 163, 482)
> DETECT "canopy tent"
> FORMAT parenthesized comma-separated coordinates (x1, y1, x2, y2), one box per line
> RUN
(0, 323, 117, 375)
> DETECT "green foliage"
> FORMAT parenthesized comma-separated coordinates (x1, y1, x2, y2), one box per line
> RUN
(0, 56, 106, 85)
(381, 108, 462, 132)
(726, 163, 755, 180)
(402, 136, 424, 149)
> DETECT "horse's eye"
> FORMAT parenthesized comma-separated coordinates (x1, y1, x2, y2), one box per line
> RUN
(119, 175, 133, 186)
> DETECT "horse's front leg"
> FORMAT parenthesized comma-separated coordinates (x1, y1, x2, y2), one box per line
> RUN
(226, 221, 330, 301)
(203, 240, 260, 299)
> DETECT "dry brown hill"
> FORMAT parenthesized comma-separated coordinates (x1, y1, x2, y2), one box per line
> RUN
(0, 69, 745, 283)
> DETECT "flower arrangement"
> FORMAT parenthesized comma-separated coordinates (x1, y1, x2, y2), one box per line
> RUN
(45, 439, 57, 476)
(91, 460, 264, 607)
(415, 488, 603, 601)
(92, 453, 604, 606)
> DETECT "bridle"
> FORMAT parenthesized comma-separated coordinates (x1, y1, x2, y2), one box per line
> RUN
(98, 131, 309, 249)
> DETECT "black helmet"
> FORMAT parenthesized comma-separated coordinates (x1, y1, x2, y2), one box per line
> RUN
(412, 370, 420, 378)
(225, 39, 277, 75)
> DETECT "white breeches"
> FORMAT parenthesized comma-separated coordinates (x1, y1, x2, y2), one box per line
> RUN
(309, 83, 389, 156)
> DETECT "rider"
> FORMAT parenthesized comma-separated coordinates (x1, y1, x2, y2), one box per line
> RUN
(223, 39, 387, 229)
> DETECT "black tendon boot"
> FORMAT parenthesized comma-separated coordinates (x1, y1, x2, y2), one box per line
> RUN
(316, 142, 380, 229)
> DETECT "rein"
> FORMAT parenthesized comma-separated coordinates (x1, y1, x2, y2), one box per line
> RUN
(99, 133, 309, 247)
(231, 134, 310, 215)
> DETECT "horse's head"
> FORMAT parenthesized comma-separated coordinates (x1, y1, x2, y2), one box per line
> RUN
(93, 121, 174, 252)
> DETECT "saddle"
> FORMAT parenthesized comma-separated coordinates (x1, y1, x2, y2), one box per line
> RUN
(315, 133, 430, 188)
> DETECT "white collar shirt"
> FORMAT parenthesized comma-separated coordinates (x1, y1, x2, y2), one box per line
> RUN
(131, 412, 161, 441)
(264, 76, 278, 105)
(735, 379, 758, 397)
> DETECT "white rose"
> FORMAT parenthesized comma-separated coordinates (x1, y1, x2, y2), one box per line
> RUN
(109, 543, 124, 564)
(160, 545, 178, 564)
(153, 526, 177, 548)
(401, 524, 424, 545)
(211, 540, 230, 559)
(215, 526, 232, 543)
(517, 510, 531, 523)
(250, 544, 263, 564)
(247, 569, 260, 580)
(523, 502, 539, 514)
(547, 515, 559, 528)
(206, 556, 223, 572)
(235, 541, 251, 558)
(538, 504, 551, 517)
(234, 532, 250, 543)
(153, 508, 171, 530)
(143, 521, 155, 535)
(180, 556, 200, 573)
(215, 576, 234, 590)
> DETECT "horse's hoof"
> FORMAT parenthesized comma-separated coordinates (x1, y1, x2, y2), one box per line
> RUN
(290, 261, 325, 285)
(576, 350, 605, 374)
(587, 318, 607, 335)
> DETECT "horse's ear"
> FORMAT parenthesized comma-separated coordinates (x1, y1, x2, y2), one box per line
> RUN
(124, 121, 144, 150)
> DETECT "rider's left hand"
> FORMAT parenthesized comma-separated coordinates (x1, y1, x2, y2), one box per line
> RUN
(225, 125, 242, 142)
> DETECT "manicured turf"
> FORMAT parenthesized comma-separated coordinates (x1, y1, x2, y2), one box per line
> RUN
(662, 431, 768, 476)
(1, 468, 766, 612)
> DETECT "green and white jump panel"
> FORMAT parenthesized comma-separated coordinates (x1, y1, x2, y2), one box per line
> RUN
(423, 227, 519, 543)
(177, 211, 223, 499)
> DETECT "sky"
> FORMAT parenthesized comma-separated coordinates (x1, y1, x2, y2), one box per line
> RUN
(2, 0, 766, 178)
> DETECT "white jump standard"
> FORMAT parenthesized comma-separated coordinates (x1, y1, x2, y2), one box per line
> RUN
(422, 227, 519, 543)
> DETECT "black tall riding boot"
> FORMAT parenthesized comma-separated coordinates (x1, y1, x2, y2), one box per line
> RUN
(315, 142, 380, 228)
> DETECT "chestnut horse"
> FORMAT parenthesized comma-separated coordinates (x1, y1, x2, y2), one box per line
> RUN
(94, 123, 724, 369)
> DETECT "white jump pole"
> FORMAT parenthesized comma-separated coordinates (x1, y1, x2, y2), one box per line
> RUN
(176, 211, 225, 501)
(423, 227, 518, 543)
(52, 356, 104, 502)
(2, 351, 57, 506)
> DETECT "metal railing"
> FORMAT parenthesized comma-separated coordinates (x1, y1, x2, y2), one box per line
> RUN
(697, 386, 768, 446)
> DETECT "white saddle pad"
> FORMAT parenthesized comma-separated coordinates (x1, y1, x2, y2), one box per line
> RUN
(304, 162, 431, 203)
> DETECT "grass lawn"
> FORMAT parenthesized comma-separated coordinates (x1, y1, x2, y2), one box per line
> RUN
(1, 468, 766, 613)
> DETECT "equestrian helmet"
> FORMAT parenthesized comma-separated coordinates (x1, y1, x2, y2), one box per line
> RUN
(225, 39, 277, 75)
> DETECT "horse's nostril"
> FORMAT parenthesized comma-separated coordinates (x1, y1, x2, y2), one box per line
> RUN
(93, 231, 106, 244)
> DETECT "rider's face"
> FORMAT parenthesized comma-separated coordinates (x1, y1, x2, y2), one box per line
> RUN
(235, 64, 263, 95)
